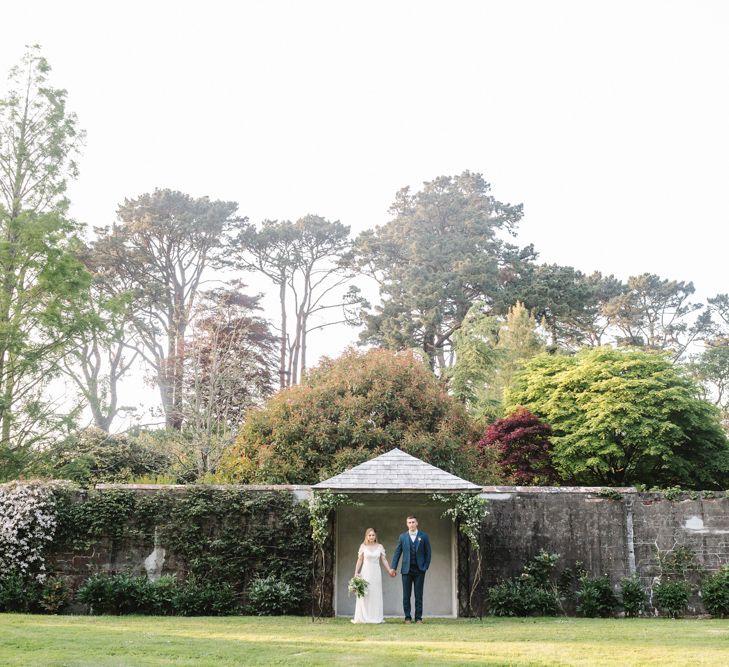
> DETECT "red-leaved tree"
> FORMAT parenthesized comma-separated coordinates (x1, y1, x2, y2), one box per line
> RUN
(479, 407, 558, 485)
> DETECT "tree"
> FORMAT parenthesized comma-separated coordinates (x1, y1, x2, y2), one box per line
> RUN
(692, 294, 729, 430)
(0, 46, 90, 470)
(450, 301, 544, 418)
(232, 215, 359, 387)
(355, 171, 528, 372)
(504, 264, 625, 350)
(27, 427, 172, 486)
(218, 348, 483, 484)
(180, 284, 277, 476)
(494, 302, 545, 394)
(707, 293, 729, 332)
(691, 344, 729, 430)
(603, 274, 708, 360)
(506, 347, 729, 488)
(478, 408, 557, 485)
(449, 304, 501, 412)
(93, 189, 239, 429)
(60, 244, 139, 432)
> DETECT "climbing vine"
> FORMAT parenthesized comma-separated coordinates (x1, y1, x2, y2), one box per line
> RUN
(0, 481, 74, 582)
(433, 492, 489, 616)
(309, 490, 359, 545)
(308, 490, 361, 618)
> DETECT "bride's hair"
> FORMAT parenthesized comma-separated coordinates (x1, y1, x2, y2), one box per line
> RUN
(363, 527, 378, 544)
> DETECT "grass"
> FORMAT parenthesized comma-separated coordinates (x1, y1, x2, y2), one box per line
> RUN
(1, 614, 729, 666)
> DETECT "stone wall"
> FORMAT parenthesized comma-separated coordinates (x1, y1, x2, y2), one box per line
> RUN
(46, 484, 314, 613)
(482, 487, 729, 614)
(42, 484, 729, 616)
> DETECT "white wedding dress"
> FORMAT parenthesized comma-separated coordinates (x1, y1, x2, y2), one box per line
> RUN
(352, 544, 385, 624)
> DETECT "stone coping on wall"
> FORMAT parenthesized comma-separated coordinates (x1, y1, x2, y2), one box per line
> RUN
(95, 483, 312, 491)
(480, 486, 637, 494)
(95, 483, 637, 494)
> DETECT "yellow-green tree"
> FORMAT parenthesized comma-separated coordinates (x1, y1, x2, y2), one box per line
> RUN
(0, 46, 90, 474)
(450, 301, 544, 418)
(506, 347, 729, 488)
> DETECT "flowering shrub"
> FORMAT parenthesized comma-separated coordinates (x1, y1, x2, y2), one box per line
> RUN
(0, 481, 72, 582)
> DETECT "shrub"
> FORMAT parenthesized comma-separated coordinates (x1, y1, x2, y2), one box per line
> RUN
(77, 574, 154, 615)
(2, 575, 71, 614)
(0, 574, 70, 613)
(171, 577, 239, 616)
(701, 566, 729, 617)
(0, 573, 39, 612)
(523, 550, 560, 587)
(76, 574, 119, 614)
(31, 428, 173, 486)
(577, 576, 619, 617)
(149, 575, 179, 616)
(620, 576, 646, 617)
(486, 551, 561, 617)
(77, 573, 239, 616)
(487, 579, 560, 617)
(246, 575, 300, 616)
(0, 480, 69, 582)
(37, 577, 71, 614)
(654, 580, 690, 618)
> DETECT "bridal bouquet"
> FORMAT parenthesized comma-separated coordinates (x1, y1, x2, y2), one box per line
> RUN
(348, 576, 368, 599)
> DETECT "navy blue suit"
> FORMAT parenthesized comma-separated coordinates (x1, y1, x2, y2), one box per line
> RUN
(391, 531, 431, 620)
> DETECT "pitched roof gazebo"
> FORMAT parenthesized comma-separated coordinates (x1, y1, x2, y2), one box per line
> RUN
(313, 448, 483, 618)
(313, 448, 482, 494)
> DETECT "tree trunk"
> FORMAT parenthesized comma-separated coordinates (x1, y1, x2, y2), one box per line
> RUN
(278, 272, 288, 389)
(172, 319, 186, 430)
(300, 316, 307, 379)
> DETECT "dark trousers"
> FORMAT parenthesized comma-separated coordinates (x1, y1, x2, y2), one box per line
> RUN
(402, 568, 425, 620)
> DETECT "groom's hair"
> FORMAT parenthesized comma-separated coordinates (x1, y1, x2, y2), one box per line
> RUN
(407, 514, 417, 520)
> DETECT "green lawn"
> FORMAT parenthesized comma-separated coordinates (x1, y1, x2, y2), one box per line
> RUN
(1, 614, 728, 666)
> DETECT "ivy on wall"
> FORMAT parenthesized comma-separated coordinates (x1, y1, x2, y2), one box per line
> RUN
(31, 483, 313, 612)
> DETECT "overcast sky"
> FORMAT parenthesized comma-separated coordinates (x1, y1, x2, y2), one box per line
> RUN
(3, 1, 728, 423)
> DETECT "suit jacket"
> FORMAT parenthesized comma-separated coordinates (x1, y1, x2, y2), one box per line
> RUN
(391, 530, 431, 574)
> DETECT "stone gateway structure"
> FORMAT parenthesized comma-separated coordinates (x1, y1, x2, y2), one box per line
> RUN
(312, 448, 482, 617)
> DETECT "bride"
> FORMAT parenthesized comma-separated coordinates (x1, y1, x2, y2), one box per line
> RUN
(352, 528, 395, 624)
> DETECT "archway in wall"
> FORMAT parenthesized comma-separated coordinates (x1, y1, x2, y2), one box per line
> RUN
(312, 448, 483, 619)
(334, 495, 457, 617)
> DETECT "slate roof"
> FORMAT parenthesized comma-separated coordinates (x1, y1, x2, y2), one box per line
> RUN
(313, 448, 481, 492)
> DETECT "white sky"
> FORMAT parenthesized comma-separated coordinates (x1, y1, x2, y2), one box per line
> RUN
(3, 1, 729, 425)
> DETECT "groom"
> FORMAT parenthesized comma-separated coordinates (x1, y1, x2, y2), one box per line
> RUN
(391, 514, 431, 623)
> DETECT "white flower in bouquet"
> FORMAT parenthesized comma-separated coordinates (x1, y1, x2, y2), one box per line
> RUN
(348, 575, 368, 599)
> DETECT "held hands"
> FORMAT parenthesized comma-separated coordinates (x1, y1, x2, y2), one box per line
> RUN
(388, 568, 396, 577)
